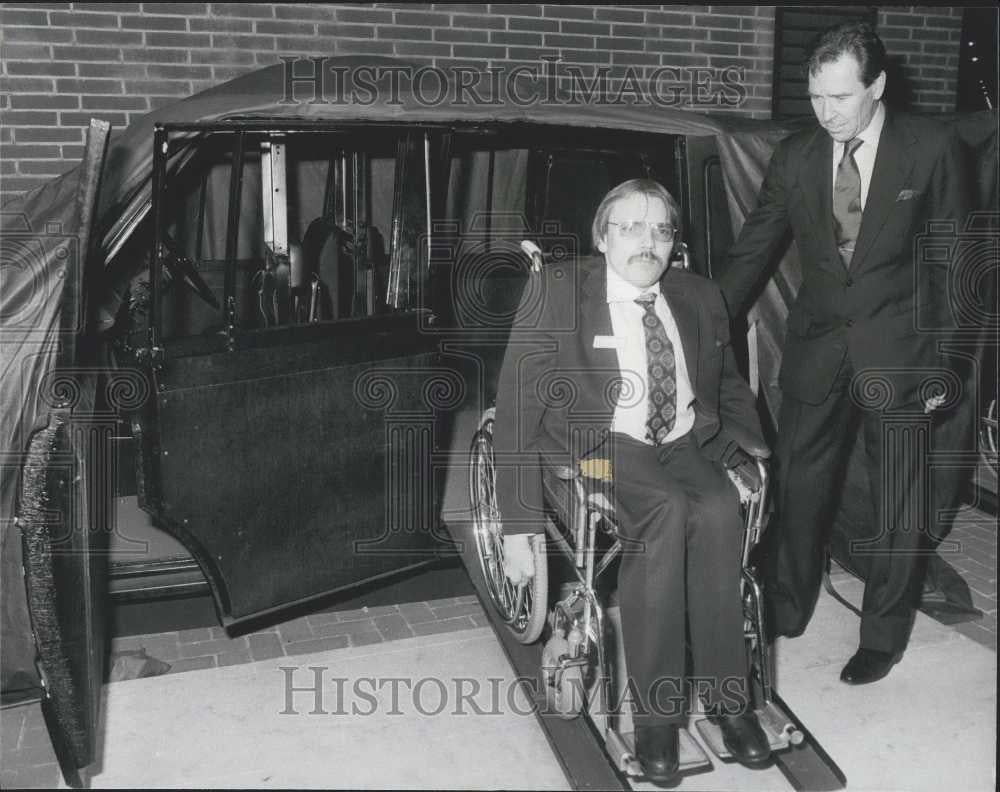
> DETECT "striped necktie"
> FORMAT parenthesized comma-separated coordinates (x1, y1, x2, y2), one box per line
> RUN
(833, 138, 863, 267)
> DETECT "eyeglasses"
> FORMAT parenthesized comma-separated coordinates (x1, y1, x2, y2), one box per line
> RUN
(607, 220, 677, 242)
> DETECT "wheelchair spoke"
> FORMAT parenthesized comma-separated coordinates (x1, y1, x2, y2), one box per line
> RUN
(470, 421, 515, 621)
(469, 410, 547, 644)
(480, 523, 512, 618)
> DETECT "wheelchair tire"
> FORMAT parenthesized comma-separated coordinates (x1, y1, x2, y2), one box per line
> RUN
(469, 407, 548, 644)
(980, 397, 998, 472)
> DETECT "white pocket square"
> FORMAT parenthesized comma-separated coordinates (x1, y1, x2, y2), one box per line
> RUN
(593, 335, 625, 350)
(896, 189, 919, 201)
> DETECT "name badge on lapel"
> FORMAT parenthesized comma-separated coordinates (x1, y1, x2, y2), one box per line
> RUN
(593, 335, 625, 350)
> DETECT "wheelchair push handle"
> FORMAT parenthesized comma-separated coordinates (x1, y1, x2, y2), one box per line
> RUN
(723, 422, 771, 461)
(520, 240, 543, 273)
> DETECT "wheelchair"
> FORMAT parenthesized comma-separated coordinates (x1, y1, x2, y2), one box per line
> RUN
(469, 410, 805, 780)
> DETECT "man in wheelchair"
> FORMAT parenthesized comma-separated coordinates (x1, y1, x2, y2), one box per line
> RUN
(494, 179, 772, 784)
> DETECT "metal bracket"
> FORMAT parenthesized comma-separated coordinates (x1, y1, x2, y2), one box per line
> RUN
(225, 296, 237, 352)
(136, 326, 164, 371)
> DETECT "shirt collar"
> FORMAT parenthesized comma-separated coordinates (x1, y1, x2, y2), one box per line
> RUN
(605, 263, 661, 304)
(854, 100, 885, 150)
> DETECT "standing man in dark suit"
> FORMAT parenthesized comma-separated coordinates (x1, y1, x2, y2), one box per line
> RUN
(495, 179, 772, 784)
(720, 21, 971, 685)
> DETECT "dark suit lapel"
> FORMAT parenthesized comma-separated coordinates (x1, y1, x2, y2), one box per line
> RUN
(580, 258, 613, 338)
(795, 129, 844, 279)
(660, 273, 701, 389)
(852, 108, 916, 272)
(578, 261, 617, 447)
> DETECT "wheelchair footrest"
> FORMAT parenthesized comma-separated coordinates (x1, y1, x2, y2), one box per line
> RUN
(607, 727, 711, 777)
(693, 702, 799, 760)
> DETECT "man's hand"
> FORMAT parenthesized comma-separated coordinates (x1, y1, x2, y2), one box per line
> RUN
(503, 533, 535, 587)
(924, 393, 947, 414)
(721, 441, 762, 493)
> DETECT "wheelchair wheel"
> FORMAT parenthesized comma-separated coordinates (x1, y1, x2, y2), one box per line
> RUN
(469, 407, 548, 644)
(980, 397, 998, 472)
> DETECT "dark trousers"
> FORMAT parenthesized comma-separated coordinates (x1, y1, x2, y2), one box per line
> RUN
(767, 360, 927, 654)
(609, 432, 746, 726)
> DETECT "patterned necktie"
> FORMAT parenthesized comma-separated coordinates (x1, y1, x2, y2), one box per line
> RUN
(833, 138, 863, 268)
(635, 292, 676, 445)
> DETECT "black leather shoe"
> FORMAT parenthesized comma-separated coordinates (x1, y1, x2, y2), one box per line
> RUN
(714, 712, 772, 767)
(840, 648, 901, 685)
(634, 724, 680, 785)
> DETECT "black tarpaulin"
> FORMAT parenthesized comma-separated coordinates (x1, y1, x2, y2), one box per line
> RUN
(1, 121, 110, 783)
(1, 167, 87, 699)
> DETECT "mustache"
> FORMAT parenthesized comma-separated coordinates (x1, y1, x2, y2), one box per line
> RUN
(629, 251, 664, 266)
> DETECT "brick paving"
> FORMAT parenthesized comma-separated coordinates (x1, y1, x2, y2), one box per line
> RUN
(104, 594, 486, 674)
(0, 594, 487, 788)
(827, 505, 997, 652)
(2, 511, 995, 788)
(936, 508, 998, 652)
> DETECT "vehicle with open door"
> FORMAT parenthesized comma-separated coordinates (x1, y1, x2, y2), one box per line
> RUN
(1, 57, 994, 786)
(110, 118, 690, 617)
(0, 59, 734, 785)
(119, 120, 460, 627)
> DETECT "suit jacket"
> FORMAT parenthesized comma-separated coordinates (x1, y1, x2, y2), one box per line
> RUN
(720, 108, 971, 407)
(494, 255, 765, 535)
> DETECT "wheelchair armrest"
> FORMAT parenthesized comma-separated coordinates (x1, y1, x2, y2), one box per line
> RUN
(538, 450, 581, 481)
(723, 422, 771, 460)
(539, 451, 614, 483)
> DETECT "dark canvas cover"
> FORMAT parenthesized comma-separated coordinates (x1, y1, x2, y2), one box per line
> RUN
(1, 121, 110, 781)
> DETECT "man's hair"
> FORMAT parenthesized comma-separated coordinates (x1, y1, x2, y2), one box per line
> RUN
(803, 20, 886, 87)
(591, 178, 682, 250)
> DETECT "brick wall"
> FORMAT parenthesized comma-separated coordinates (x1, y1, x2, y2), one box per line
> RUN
(0, 3, 965, 201)
(876, 6, 964, 112)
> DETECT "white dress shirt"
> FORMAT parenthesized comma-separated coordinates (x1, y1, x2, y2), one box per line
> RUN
(830, 100, 885, 210)
(605, 264, 695, 445)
